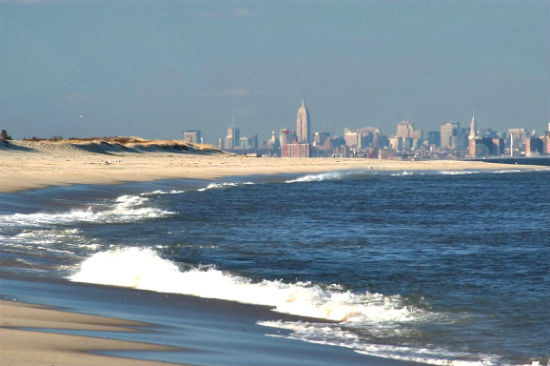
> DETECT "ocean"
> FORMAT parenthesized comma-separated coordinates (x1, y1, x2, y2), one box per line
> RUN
(0, 169, 548, 365)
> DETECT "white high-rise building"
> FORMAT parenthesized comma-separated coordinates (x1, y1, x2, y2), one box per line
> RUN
(296, 97, 311, 144)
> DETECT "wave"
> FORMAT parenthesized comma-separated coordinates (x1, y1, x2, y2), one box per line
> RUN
(258, 320, 499, 366)
(10, 228, 101, 251)
(68, 247, 438, 324)
(68, 247, 504, 365)
(140, 189, 185, 196)
(0, 194, 174, 227)
(197, 181, 254, 192)
(287, 168, 547, 182)
(390, 171, 415, 176)
(285, 171, 366, 183)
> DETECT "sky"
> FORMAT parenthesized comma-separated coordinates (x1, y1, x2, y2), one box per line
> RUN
(1, 0, 548, 143)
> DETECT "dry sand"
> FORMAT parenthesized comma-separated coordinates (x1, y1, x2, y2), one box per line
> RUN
(0, 300, 181, 366)
(0, 140, 544, 193)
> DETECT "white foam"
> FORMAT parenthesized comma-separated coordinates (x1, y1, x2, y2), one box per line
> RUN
(0, 194, 174, 227)
(70, 247, 503, 365)
(438, 168, 548, 176)
(390, 170, 416, 176)
(286, 171, 355, 183)
(197, 181, 254, 192)
(259, 320, 500, 366)
(140, 189, 185, 196)
(69, 247, 437, 324)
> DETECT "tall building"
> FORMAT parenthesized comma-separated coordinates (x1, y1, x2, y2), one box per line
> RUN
(394, 120, 422, 152)
(183, 130, 201, 144)
(468, 114, 477, 156)
(427, 131, 440, 147)
(508, 128, 527, 156)
(440, 122, 460, 150)
(396, 120, 415, 139)
(296, 97, 311, 144)
(225, 126, 240, 150)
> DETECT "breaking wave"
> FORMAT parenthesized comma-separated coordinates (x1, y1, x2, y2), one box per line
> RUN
(67, 246, 505, 365)
(140, 189, 185, 196)
(68, 247, 436, 324)
(0, 194, 174, 227)
(197, 181, 254, 192)
(286, 168, 547, 182)
(285, 171, 365, 183)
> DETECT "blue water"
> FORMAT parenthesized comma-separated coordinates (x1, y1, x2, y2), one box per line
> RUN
(1, 169, 548, 365)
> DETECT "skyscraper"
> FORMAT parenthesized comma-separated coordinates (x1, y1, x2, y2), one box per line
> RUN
(468, 114, 477, 156)
(296, 97, 311, 144)
(440, 122, 460, 150)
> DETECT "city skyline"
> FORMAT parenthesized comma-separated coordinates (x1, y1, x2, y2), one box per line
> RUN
(212, 98, 550, 159)
(1, 0, 548, 140)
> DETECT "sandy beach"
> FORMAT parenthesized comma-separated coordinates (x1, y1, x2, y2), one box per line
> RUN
(0, 299, 180, 366)
(0, 139, 547, 366)
(0, 139, 544, 193)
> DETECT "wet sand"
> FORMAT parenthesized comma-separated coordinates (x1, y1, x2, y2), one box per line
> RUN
(0, 298, 180, 366)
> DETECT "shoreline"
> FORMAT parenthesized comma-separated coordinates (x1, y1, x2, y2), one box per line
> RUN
(0, 298, 181, 366)
(0, 274, 431, 366)
(1, 140, 546, 193)
(0, 140, 547, 365)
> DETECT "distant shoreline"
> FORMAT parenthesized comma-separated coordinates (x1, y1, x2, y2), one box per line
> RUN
(1, 139, 547, 193)
(469, 156, 550, 166)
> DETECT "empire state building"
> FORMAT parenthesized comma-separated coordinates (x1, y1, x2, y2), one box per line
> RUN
(296, 97, 311, 144)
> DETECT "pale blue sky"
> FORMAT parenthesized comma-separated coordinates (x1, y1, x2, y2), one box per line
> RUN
(1, 0, 548, 142)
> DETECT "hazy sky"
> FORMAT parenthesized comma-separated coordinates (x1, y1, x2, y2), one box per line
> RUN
(1, 0, 548, 142)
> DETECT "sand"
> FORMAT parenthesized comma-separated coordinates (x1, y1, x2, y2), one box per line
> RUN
(0, 300, 181, 366)
(0, 140, 544, 193)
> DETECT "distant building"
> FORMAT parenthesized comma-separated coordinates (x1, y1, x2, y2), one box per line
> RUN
(357, 127, 381, 149)
(296, 97, 311, 144)
(225, 126, 240, 150)
(238, 135, 258, 151)
(312, 132, 332, 156)
(427, 131, 440, 147)
(344, 130, 361, 148)
(282, 143, 310, 158)
(468, 115, 477, 156)
(467, 113, 504, 157)
(525, 137, 544, 156)
(394, 120, 422, 152)
(508, 128, 527, 156)
(440, 122, 461, 150)
(279, 129, 294, 147)
(183, 130, 202, 144)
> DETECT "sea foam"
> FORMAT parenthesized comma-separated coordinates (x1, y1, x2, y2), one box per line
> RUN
(197, 181, 255, 192)
(259, 320, 499, 366)
(69, 247, 435, 324)
(286, 171, 362, 183)
(286, 168, 547, 183)
(0, 194, 174, 227)
(69, 247, 501, 365)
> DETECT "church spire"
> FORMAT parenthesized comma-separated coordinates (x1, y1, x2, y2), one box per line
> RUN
(469, 112, 477, 139)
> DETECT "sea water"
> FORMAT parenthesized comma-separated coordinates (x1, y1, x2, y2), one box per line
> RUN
(0, 169, 548, 365)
